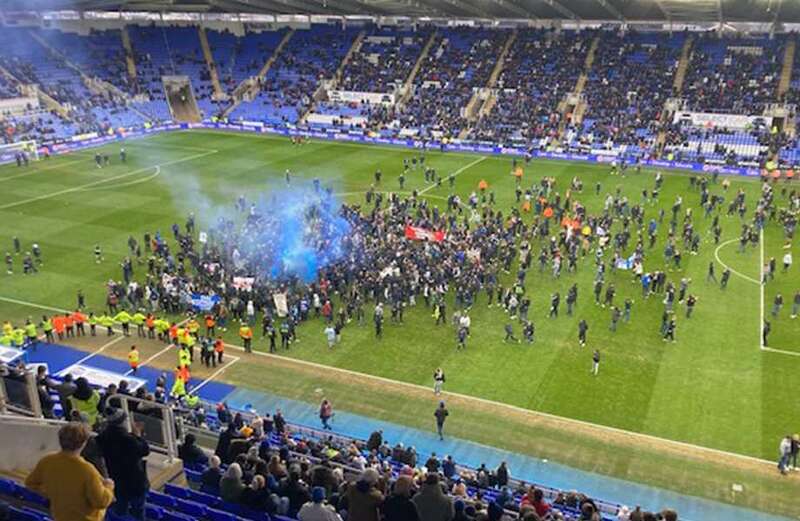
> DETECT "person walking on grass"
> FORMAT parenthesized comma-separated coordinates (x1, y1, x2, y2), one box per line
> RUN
(779, 435, 792, 474)
(319, 398, 333, 431)
(433, 368, 445, 395)
(591, 350, 600, 376)
(434, 401, 449, 441)
(324, 324, 336, 349)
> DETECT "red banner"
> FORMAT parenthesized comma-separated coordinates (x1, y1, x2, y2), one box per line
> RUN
(405, 224, 445, 243)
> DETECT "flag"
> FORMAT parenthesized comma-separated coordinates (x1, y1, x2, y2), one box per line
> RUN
(233, 276, 255, 291)
(190, 294, 220, 311)
(405, 224, 445, 243)
(273, 292, 288, 317)
(616, 254, 636, 270)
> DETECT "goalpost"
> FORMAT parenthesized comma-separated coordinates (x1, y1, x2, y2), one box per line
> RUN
(0, 140, 40, 163)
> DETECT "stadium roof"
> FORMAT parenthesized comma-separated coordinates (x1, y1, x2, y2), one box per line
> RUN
(4, 0, 798, 24)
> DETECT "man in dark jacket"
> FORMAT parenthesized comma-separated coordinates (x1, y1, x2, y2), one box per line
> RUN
(383, 475, 419, 521)
(96, 409, 150, 520)
(178, 433, 208, 468)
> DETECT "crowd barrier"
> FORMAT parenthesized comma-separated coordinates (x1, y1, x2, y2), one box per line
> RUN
(6, 120, 763, 178)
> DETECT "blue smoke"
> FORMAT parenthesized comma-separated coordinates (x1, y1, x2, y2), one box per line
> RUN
(244, 187, 352, 283)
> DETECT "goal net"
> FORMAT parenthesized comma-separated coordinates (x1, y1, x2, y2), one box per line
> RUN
(0, 140, 39, 164)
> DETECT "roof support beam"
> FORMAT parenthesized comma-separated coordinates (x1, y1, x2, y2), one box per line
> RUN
(592, 0, 624, 21)
(717, 0, 723, 24)
(651, 0, 672, 23)
(540, 0, 578, 20)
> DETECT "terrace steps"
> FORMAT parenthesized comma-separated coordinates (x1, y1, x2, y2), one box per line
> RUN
(332, 29, 367, 89)
(573, 35, 600, 95)
(399, 30, 438, 108)
(778, 39, 795, 98)
(474, 30, 518, 121)
(557, 35, 600, 139)
(198, 26, 225, 99)
(223, 29, 295, 118)
(459, 30, 518, 137)
(121, 27, 137, 82)
(672, 35, 694, 93)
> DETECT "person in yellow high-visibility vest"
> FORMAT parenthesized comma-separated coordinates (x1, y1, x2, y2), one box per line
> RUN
(171, 366, 187, 398)
(128, 345, 140, 375)
(239, 324, 253, 353)
(185, 330, 196, 363)
(178, 345, 191, 369)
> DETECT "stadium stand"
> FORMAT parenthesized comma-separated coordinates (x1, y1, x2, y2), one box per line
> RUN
(470, 28, 593, 146)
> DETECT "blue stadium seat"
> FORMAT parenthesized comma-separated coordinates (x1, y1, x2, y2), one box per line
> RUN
(145, 504, 164, 520)
(147, 491, 177, 509)
(9, 506, 47, 521)
(163, 483, 189, 499)
(183, 468, 202, 483)
(0, 478, 17, 497)
(161, 511, 194, 521)
(17, 487, 49, 507)
(207, 508, 239, 521)
(173, 498, 207, 517)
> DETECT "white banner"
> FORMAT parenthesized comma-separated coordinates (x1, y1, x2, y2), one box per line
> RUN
(673, 111, 771, 130)
(233, 276, 255, 291)
(306, 113, 368, 126)
(327, 90, 397, 106)
(273, 292, 288, 317)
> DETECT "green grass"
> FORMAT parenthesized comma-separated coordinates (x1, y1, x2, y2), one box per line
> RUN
(1, 130, 799, 478)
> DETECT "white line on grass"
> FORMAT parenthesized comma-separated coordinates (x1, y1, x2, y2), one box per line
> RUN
(78, 166, 161, 192)
(190, 355, 241, 394)
(0, 156, 95, 183)
(218, 340, 778, 468)
(712, 238, 760, 285)
(0, 149, 217, 211)
(759, 229, 765, 350)
(419, 156, 487, 195)
(71, 335, 127, 366)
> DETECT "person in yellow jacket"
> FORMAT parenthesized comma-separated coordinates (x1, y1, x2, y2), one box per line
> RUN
(98, 314, 115, 336)
(178, 346, 191, 369)
(154, 318, 170, 342)
(88, 312, 98, 336)
(25, 422, 114, 521)
(184, 331, 196, 363)
(41, 315, 54, 343)
(12, 327, 25, 348)
(0, 332, 11, 346)
(113, 310, 132, 336)
(132, 311, 146, 338)
(69, 377, 101, 427)
(128, 345, 140, 375)
(186, 318, 200, 336)
(170, 366, 187, 398)
(239, 324, 253, 353)
(3, 320, 13, 338)
(24, 318, 38, 351)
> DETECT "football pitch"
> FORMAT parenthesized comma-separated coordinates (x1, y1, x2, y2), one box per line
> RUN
(1, 130, 799, 515)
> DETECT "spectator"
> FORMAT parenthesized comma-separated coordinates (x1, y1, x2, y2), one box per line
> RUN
(69, 377, 101, 427)
(201, 455, 223, 494)
(25, 422, 114, 521)
(95, 408, 150, 520)
(344, 468, 384, 521)
(383, 475, 419, 521)
(178, 433, 208, 467)
(240, 474, 273, 512)
(412, 473, 454, 521)
(280, 466, 312, 516)
(220, 462, 246, 503)
(298, 486, 343, 521)
(53, 373, 77, 418)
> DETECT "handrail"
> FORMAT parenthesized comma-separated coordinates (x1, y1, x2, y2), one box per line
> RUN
(106, 393, 178, 461)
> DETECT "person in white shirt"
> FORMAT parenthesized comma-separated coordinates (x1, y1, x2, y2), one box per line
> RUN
(783, 251, 793, 272)
(433, 368, 445, 395)
(298, 487, 342, 521)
